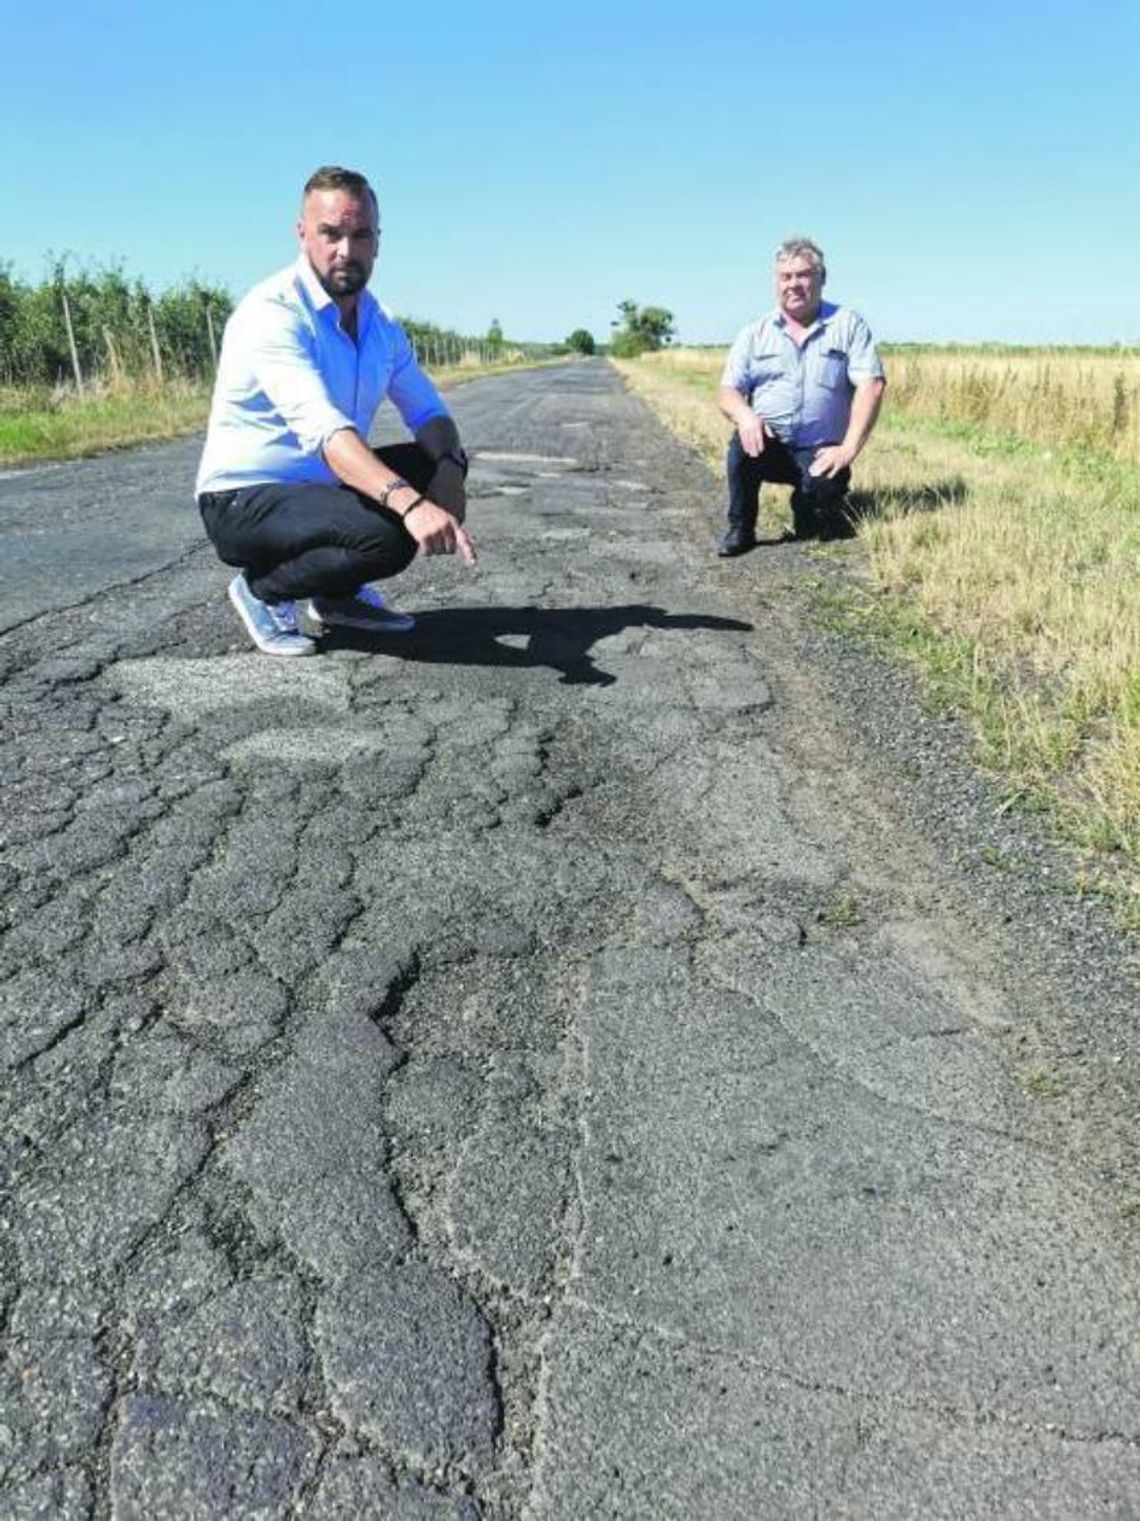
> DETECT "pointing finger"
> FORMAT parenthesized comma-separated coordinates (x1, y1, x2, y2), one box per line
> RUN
(455, 525, 478, 566)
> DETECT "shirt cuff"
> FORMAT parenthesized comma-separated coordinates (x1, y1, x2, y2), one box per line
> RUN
(308, 411, 356, 456)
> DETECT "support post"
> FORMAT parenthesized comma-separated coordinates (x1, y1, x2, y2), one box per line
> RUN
(61, 287, 83, 395)
(147, 304, 164, 384)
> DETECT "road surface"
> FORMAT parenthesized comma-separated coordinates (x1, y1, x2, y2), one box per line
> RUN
(2, 360, 1138, 1517)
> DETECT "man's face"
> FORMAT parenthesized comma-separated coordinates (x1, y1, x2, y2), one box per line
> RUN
(297, 188, 379, 299)
(776, 256, 823, 324)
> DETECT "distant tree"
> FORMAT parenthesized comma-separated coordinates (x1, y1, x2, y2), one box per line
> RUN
(610, 299, 676, 357)
(486, 317, 504, 359)
(565, 328, 596, 355)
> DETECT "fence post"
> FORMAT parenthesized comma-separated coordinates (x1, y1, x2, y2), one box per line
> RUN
(204, 304, 218, 369)
(147, 305, 164, 384)
(103, 326, 123, 387)
(61, 287, 84, 395)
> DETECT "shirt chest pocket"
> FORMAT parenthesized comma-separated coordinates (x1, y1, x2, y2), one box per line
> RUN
(747, 349, 786, 389)
(811, 347, 849, 391)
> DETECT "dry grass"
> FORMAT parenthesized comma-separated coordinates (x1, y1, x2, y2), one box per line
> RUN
(616, 348, 1140, 922)
(636, 343, 1140, 463)
(885, 347, 1140, 464)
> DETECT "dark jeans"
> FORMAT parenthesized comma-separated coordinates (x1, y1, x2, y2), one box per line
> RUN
(725, 433, 851, 539)
(198, 443, 463, 603)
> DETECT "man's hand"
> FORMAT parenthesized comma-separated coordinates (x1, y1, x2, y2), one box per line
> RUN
(717, 385, 769, 457)
(738, 413, 772, 458)
(810, 379, 885, 479)
(321, 429, 477, 563)
(809, 443, 855, 479)
(405, 498, 478, 565)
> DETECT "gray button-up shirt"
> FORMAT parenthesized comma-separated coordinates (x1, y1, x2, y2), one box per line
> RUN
(721, 301, 884, 448)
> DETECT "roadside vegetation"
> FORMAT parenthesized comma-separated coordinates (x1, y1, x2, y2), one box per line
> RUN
(0, 263, 556, 467)
(608, 299, 676, 358)
(616, 344, 1140, 926)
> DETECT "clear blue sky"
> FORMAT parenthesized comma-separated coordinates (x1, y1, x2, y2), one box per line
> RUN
(4, 0, 1138, 345)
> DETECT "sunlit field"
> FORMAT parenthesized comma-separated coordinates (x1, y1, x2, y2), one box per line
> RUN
(642, 343, 1140, 464)
(884, 346, 1140, 464)
(616, 346, 1140, 923)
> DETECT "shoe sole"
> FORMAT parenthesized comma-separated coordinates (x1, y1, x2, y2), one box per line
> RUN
(228, 580, 317, 657)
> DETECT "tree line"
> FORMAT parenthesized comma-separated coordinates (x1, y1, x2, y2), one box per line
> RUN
(0, 260, 676, 389)
(0, 267, 556, 391)
(0, 263, 233, 388)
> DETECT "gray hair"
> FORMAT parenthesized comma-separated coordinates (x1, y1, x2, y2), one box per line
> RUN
(775, 237, 826, 282)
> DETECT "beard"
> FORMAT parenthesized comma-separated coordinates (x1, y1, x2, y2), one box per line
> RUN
(317, 261, 368, 298)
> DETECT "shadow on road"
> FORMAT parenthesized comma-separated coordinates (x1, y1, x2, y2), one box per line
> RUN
(322, 603, 753, 686)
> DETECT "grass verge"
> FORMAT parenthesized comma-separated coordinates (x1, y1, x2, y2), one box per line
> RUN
(0, 382, 214, 466)
(614, 350, 1140, 928)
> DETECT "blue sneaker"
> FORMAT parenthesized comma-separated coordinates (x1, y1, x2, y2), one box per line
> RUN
(305, 585, 416, 634)
(228, 574, 316, 657)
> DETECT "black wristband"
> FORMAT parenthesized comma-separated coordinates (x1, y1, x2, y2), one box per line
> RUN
(400, 495, 426, 521)
(377, 477, 412, 511)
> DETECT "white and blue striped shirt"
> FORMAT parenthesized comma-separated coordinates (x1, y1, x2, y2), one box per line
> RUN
(196, 256, 447, 494)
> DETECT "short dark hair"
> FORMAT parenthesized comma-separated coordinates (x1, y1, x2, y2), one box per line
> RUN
(302, 165, 374, 203)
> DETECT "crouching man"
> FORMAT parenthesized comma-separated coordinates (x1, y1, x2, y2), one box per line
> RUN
(196, 164, 475, 656)
(717, 237, 885, 555)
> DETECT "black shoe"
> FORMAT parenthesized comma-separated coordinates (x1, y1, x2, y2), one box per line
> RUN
(717, 525, 756, 557)
(816, 513, 857, 542)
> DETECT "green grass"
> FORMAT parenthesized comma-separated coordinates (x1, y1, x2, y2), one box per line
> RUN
(879, 408, 1140, 498)
(819, 889, 862, 928)
(0, 384, 213, 465)
(1019, 1066, 1067, 1100)
(0, 354, 563, 468)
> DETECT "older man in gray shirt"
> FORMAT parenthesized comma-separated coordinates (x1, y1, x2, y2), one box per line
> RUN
(716, 238, 886, 556)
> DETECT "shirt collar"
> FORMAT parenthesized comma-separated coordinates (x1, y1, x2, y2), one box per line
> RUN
(771, 300, 836, 339)
(295, 254, 335, 313)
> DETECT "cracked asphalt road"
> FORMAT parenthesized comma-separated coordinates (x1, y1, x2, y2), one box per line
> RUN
(2, 359, 1139, 1518)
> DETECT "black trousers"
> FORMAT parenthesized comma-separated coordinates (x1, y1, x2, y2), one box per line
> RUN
(725, 433, 851, 539)
(198, 444, 462, 603)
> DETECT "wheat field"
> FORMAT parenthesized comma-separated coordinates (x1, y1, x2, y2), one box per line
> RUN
(884, 346, 1140, 463)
